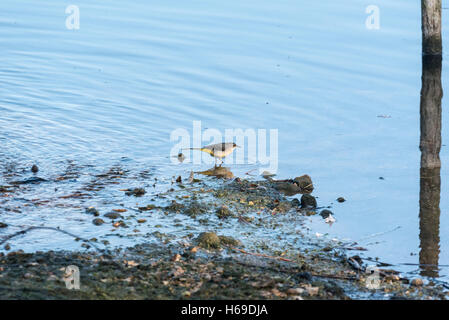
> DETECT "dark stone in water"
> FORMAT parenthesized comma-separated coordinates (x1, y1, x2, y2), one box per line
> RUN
(31, 165, 39, 173)
(337, 197, 346, 203)
(301, 194, 317, 208)
(104, 212, 122, 220)
(291, 198, 300, 207)
(275, 182, 302, 196)
(319, 209, 333, 219)
(92, 218, 105, 226)
(0, 223, 8, 228)
(294, 175, 314, 193)
(85, 207, 100, 216)
(216, 206, 234, 219)
(185, 201, 209, 218)
(196, 232, 221, 249)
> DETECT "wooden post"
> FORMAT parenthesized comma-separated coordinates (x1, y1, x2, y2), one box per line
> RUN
(421, 0, 442, 55)
(418, 55, 442, 277)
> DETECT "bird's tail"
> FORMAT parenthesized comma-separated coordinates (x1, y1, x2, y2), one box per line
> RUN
(182, 147, 213, 155)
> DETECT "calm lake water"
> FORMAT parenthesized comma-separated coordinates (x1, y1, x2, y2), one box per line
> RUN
(1, 1, 448, 282)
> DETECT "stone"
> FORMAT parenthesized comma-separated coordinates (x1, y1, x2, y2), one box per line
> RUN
(301, 194, 317, 208)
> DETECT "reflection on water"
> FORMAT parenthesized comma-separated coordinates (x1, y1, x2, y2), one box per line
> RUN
(419, 55, 443, 277)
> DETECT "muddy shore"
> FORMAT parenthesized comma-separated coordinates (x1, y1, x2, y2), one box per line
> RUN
(0, 165, 447, 299)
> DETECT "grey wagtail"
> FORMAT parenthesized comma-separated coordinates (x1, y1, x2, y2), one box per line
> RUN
(184, 142, 240, 166)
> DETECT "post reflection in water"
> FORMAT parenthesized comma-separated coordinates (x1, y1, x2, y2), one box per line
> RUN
(419, 55, 443, 278)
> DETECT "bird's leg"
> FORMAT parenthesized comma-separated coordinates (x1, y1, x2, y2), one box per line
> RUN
(219, 158, 223, 167)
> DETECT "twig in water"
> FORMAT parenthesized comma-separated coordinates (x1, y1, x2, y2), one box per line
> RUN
(0, 226, 102, 251)
(357, 226, 401, 243)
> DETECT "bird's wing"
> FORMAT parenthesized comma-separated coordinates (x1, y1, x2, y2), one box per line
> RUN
(203, 143, 223, 151)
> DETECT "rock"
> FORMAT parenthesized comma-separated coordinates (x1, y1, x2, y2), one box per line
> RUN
(301, 194, 317, 208)
(138, 204, 156, 211)
(337, 197, 346, 203)
(166, 201, 185, 212)
(4, 244, 10, 250)
(196, 232, 221, 249)
(291, 198, 300, 207)
(261, 171, 275, 178)
(218, 235, 241, 247)
(125, 188, 146, 197)
(275, 182, 302, 196)
(177, 153, 185, 163)
(176, 176, 182, 183)
(31, 165, 39, 173)
(171, 254, 182, 262)
(287, 288, 305, 295)
(185, 201, 209, 218)
(411, 278, 424, 286)
(296, 272, 312, 281)
(85, 207, 100, 216)
(294, 175, 314, 193)
(113, 221, 127, 228)
(319, 209, 333, 219)
(275, 201, 292, 213)
(92, 218, 105, 226)
(216, 206, 234, 219)
(0, 223, 8, 228)
(104, 212, 122, 220)
(198, 166, 234, 179)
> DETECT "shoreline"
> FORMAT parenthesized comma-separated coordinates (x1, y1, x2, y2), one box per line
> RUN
(0, 167, 447, 299)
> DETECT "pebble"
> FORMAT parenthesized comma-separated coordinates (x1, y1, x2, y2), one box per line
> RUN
(319, 209, 333, 219)
(287, 288, 304, 295)
(301, 194, 317, 208)
(104, 212, 122, 220)
(337, 197, 346, 203)
(411, 278, 424, 286)
(85, 207, 100, 216)
(92, 218, 105, 226)
(31, 165, 39, 173)
(291, 198, 300, 207)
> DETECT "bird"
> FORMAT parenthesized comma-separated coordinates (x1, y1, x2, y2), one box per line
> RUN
(183, 142, 240, 166)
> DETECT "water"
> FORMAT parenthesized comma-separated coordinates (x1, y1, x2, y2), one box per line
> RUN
(1, 0, 449, 282)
